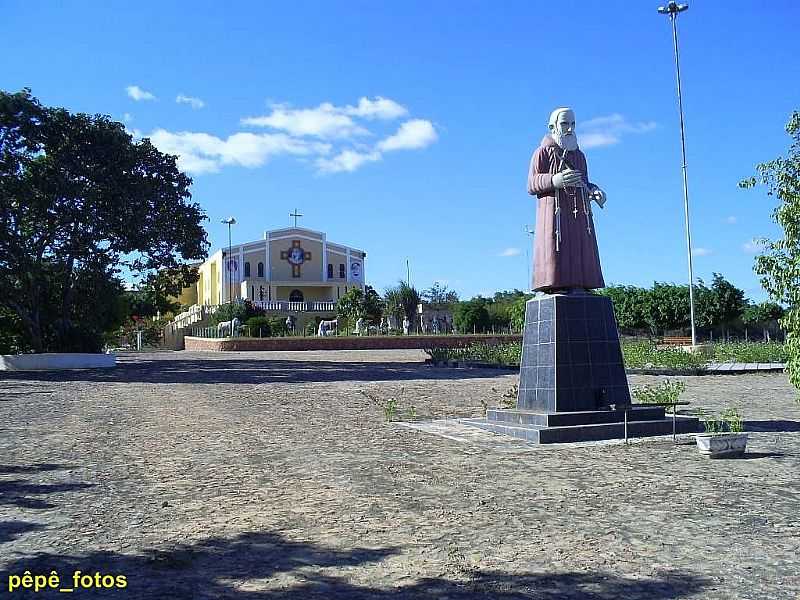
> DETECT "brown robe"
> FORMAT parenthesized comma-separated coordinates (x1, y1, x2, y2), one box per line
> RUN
(527, 134, 605, 291)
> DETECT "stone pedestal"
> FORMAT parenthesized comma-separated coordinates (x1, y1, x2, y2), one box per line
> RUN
(518, 292, 630, 412)
(463, 291, 699, 443)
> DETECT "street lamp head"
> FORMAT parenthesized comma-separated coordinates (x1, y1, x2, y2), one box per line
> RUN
(221, 217, 237, 225)
(657, 1, 688, 14)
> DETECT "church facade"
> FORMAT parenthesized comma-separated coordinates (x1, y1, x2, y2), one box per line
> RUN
(178, 226, 366, 311)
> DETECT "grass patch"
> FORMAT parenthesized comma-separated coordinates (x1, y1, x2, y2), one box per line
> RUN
(425, 342, 522, 367)
(621, 341, 707, 371)
(711, 342, 787, 363)
(427, 340, 786, 371)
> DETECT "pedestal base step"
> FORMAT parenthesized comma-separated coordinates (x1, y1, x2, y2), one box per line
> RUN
(462, 413, 700, 444)
(486, 406, 667, 427)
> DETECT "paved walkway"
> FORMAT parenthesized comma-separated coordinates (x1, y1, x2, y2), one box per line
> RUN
(706, 362, 786, 372)
(1, 350, 798, 599)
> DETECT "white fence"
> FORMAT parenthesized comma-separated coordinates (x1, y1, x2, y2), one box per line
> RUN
(252, 301, 336, 312)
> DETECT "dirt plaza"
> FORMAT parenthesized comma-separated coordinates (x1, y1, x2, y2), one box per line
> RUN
(1, 350, 799, 599)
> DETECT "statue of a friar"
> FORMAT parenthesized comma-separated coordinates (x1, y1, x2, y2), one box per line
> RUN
(527, 107, 607, 292)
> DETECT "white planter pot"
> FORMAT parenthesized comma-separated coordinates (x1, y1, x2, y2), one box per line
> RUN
(0, 353, 116, 371)
(695, 433, 748, 458)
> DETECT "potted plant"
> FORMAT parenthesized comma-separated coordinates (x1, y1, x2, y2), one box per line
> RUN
(695, 408, 748, 458)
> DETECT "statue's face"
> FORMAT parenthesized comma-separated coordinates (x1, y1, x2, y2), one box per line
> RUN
(549, 109, 578, 151)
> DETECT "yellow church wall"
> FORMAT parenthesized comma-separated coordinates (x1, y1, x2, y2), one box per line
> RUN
(176, 285, 197, 307)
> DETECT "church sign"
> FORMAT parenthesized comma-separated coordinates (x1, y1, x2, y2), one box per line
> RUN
(280, 240, 312, 278)
(350, 259, 362, 282)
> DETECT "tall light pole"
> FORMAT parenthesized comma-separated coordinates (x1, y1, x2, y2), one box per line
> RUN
(658, 1, 697, 346)
(221, 217, 236, 304)
(524, 225, 535, 293)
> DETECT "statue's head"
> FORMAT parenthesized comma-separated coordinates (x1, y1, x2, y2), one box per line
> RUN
(548, 107, 578, 151)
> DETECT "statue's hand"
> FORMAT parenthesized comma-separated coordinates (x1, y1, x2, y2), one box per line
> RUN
(590, 187, 607, 208)
(553, 169, 584, 189)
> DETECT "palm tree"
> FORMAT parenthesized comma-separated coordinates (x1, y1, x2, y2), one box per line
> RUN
(384, 281, 421, 327)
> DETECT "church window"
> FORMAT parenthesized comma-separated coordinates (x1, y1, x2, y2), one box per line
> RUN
(244, 262, 251, 277)
(258, 262, 264, 278)
(339, 264, 345, 278)
(327, 264, 333, 279)
(289, 289, 304, 302)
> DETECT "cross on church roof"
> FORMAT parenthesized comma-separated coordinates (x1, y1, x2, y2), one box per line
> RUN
(289, 208, 303, 227)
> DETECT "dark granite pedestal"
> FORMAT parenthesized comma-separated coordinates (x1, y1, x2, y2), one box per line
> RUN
(464, 292, 699, 443)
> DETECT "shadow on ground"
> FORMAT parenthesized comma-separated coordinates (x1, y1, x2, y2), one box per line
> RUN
(745, 419, 800, 433)
(0, 359, 502, 386)
(0, 521, 44, 545)
(0, 464, 90, 510)
(2, 530, 710, 599)
(0, 479, 94, 510)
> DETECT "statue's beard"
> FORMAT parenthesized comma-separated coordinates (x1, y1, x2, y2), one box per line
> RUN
(553, 132, 578, 151)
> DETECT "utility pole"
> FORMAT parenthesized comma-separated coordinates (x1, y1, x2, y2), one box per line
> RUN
(221, 217, 237, 304)
(658, 1, 697, 346)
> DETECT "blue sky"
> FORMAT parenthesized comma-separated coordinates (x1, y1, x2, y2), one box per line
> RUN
(3, 0, 799, 301)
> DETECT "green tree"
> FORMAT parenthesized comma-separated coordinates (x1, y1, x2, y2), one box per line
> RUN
(0, 89, 208, 352)
(694, 273, 746, 339)
(645, 283, 690, 336)
(742, 301, 785, 341)
(336, 287, 365, 330)
(453, 298, 491, 333)
(509, 295, 533, 331)
(336, 285, 384, 326)
(362, 285, 384, 323)
(740, 111, 800, 391)
(384, 281, 420, 325)
(421, 282, 459, 305)
(208, 300, 263, 326)
(597, 285, 651, 331)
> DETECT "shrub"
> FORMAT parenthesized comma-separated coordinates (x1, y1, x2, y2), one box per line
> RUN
(245, 317, 271, 338)
(632, 380, 686, 412)
(425, 342, 522, 366)
(269, 317, 290, 337)
(209, 300, 263, 326)
(698, 407, 744, 433)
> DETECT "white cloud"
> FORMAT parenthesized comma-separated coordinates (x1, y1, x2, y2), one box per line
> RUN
(243, 97, 408, 138)
(378, 119, 437, 152)
(581, 133, 621, 149)
(725, 216, 738, 224)
(176, 94, 205, 109)
(316, 149, 382, 174)
(691, 247, 712, 257)
(126, 85, 156, 101)
(498, 247, 522, 257)
(743, 239, 766, 254)
(146, 96, 434, 176)
(241, 103, 369, 139)
(579, 113, 657, 148)
(146, 129, 331, 175)
(344, 96, 408, 120)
